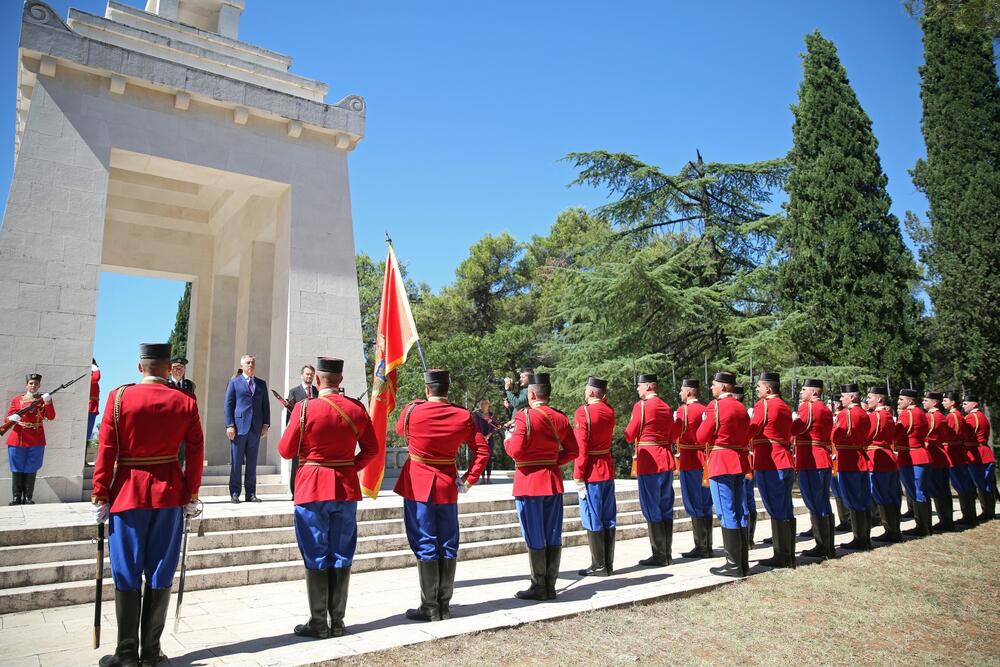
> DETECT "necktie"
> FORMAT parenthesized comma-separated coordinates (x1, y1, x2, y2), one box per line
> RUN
(248, 377, 254, 396)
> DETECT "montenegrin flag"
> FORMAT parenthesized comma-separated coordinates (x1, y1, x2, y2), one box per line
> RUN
(360, 244, 419, 498)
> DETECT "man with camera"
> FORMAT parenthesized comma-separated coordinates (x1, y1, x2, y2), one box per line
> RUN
(503, 369, 532, 416)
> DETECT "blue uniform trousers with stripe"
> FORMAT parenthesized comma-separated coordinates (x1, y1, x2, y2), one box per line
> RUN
(973, 462, 996, 494)
(743, 475, 757, 522)
(515, 494, 563, 549)
(925, 467, 951, 498)
(755, 468, 794, 520)
(948, 464, 977, 495)
(870, 470, 901, 507)
(797, 468, 832, 516)
(580, 480, 617, 531)
(7, 446, 44, 473)
(709, 474, 746, 530)
(403, 499, 459, 561)
(899, 464, 930, 503)
(838, 471, 872, 511)
(680, 469, 714, 519)
(108, 507, 184, 591)
(637, 471, 674, 522)
(294, 501, 358, 570)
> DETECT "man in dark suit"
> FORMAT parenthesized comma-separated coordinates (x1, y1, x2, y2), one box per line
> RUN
(284, 364, 319, 495)
(168, 357, 197, 393)
(225, 354, 270, 503)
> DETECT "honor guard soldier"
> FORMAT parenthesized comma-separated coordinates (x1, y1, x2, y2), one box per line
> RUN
(942, 391, 978, 526)
(504, 372, 578, 601)
(731, 386, 758, 545)
(625, 373, 678, 567)
(395, 369, 490, 621)
(749, 372, 796, 568)
(792, 379, 836, 559)
(828, 393, 851, 532)
(696, 372, 751, 578)
(832, 384, 872, 550)
(573, 376, 617, 577)
(896, 389, 933, 536)
(276, 357, 377, 639)
(91, 343, 205, 667)
(922, 391, 955, 532)
(962, 394, 995, 520)
(6, 373, 55, 505)
(866, 387, 901, 542)
(675, 379, 713, 558)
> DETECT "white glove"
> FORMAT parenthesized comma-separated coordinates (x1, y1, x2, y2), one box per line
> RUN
(92, 364, 99, 372)
(91, 502, 109, 524)
(576, 481, 587, 501)
(41, 393, 51, 404)
(7, 414, 20, 423)
(455, 478, 469, 494)
(183, 499, 203, 518)
(701, 411, 707, 421)
(792, 410, 801, 421)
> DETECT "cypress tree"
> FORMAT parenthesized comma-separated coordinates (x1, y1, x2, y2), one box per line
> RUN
(777, 31, 922, 379)
(910, 2, 1000, 400)
(167, 282, 191, 359)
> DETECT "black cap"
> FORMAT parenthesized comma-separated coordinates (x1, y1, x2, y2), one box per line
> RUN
(529, 372, 551, 386)
(731, 385, 745, 396)
(317, 357, 344, 373)
(714, 371, 737, 384)
(424, 369, 449, 384)
(963, 393, 979, 403)
(681, 378, 699, 389)
(924, 391, 942, 401)
(831, 393, 842, 402)
(868, 386, 888, 396)
(25, 373, 41, 383)
(587, 376, 608, 390)
(943, 390, 961, 401)
(841, 383, 859, 394)
(637, 373, 657, 384)
(899, 388, 919, 399)
(760, 372, 780, 382)
(171, 356, 188, 365)
(803, 379, 823, 389)
(139, 343, 172, 360)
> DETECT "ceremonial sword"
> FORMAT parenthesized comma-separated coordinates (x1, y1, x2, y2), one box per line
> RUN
(93, 522, 105, 649)
(173, 500, 202, 633)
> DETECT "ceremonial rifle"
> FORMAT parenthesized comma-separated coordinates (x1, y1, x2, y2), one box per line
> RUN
(0, 371, 88, 436)
(92, 522, 104, 649)
(631, 361, 638, 478)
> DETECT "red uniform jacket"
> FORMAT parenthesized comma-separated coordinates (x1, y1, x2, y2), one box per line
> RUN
(895, 406, 931, 467)
(624, 395, 676, 475)
(6, 394, 56, 447)
(278, 391, 377, 504)
(792, 398, 833, 471)
(696, 395, 751, 478)
(832, 404, 871, 473)
(89, 369, 101, 414)
(393, 399, 489, 503)
(946, 409, 975, 466)
(924, 408, 953, 469)
(866, 407, 897, 472)
(965, 409, 993, 465)
(749, 395, 794, 471)
(675, 400, 707, 472)
(504, 403, 578, 497)
(92, 380, 204, 511)
(573, 399, 616, 483)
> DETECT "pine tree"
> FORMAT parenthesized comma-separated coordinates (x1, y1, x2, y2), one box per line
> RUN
(167, 282, 191, 359)
(909, 3, 1000, 401)
(777, 31, 923, 380)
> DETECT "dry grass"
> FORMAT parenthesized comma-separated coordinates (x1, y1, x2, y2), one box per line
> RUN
(338, 523, 1000, 667)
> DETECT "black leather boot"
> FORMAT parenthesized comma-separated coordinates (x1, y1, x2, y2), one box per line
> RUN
(638, 522, 668, 566)
(758, 519, 786, 567)
(709, 528, 746, 578)
(139, 584, 171, 665)
(405, 559, 441, 621)
(544, 545, 561, 600)
(841, 510, 869, 550)
(932, 495, 954, 532)
(979, 489, 996, 521)
(956, 494, 978, 527)
(327, 566, 350, 636)
(746, 511, 757, 546)
(294, 568, 330, 637)
(681, 517, 708, 558)
(904, 500, 933, 537)
(740, 525, 750, 573)
(801, 513, 827, 558)
(8, 472, 23, 505)
(99, 588, 141, 667)
(834, 497, 851, 532)
(873, 505, 901, 542)
(662, 520, 673, 565)
(901, 494, 914, 519)
(604, 527, 616, 576)
(22, 472, 36, 504)
(578, 530, 606, 576)
(437, 559, 456, 620)
(788, 517, 797, 568)
(870, 504, 882, 527)
(515, 549, 548, 601)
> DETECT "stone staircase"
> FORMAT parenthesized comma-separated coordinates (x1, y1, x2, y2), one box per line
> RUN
(81, 465, 285, 499)
(0, 483, 806, 614)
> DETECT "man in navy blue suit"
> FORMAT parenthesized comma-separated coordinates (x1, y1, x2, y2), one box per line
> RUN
(225, 354, 270, 503)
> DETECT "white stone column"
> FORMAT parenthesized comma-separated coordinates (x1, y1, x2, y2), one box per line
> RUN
(203, 274, 238, 465)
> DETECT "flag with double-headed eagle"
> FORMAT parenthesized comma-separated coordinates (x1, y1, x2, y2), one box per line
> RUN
(360, 244, 419, 498)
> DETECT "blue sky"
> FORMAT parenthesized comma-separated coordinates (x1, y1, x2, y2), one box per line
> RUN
(0, 1, 931, 402)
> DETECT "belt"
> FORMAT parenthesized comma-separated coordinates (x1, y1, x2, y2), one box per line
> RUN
(515, 459, 557, 468)
(709, 444, 750, 452)
(14, 422, 42, 430)
(408, 453, 455, 466)
(636, 441, 671, 447)
(677, 443, 704, 451)
(751, 438, 790, 448)
(795, 439, 831, 448)
(867, 444, 894, 451)
(118, 455, 177, 465)
(301, 459, 354, 468)
(834, 444, 868, 451)
(895, 444, 925, 450)
(587, 448, 611, 456)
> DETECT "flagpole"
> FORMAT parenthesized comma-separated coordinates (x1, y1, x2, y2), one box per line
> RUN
(385, 231, 428, 372)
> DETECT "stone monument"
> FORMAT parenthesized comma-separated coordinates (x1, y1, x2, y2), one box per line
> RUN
(0, 0, 367, 502)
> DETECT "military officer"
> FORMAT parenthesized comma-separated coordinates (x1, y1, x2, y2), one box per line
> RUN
(942, 390, 978, 526)
(748, 372, 796, 568)
(167, 357, 196, 393)
(395, 369, 490, 621)
(625, 373, 677, 566)
(504, 372, 578, 601)
(573, 376, 618, 577)
(832, 384, 872, 550)
(866, 387, 901, 542)
(962, 393, 995, 521)
(5, 372, 55, 505)
(792, 379, 836, 559)
(675, 379, 713, 559)
(731, 386, 758, 546)
(91, 343, 205, 667)
(276, 357, 377, 639)
(896, 388, 933, 536)
(922, 391, 955, 532)
(696, 371, 751, 578)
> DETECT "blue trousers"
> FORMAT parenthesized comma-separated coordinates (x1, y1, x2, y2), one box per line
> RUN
(229, 431, 261, 497)
(7, 446, 44, 473)
(838, 471, 872, 511)
(949, 464, 977, 495)
(294, 501, 358, 569)
(637, 471, 674, 522)
(870, 470, 901, 506)
(756, 468, 794, 520)
(710, 474, 746, 530)
(973, 462, 996, 494)
(515, 495, 563, 549)
(743, 475, 757, 517)
(680, 470, 714, 519)
(108, 507, 184, 591)
(925, 467, 950, 499)
(87, 412, 98, 443)
(831, 473, 842, 499)
(580, 480, 617, 531)
(797, 468, 832, 516)
(900, 464, 930, 503)
(403, 499, 459, 560)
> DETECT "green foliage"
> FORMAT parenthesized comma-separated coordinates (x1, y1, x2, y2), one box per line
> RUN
(904, 0, 1000, 39)
(167, 282, 191, 359)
